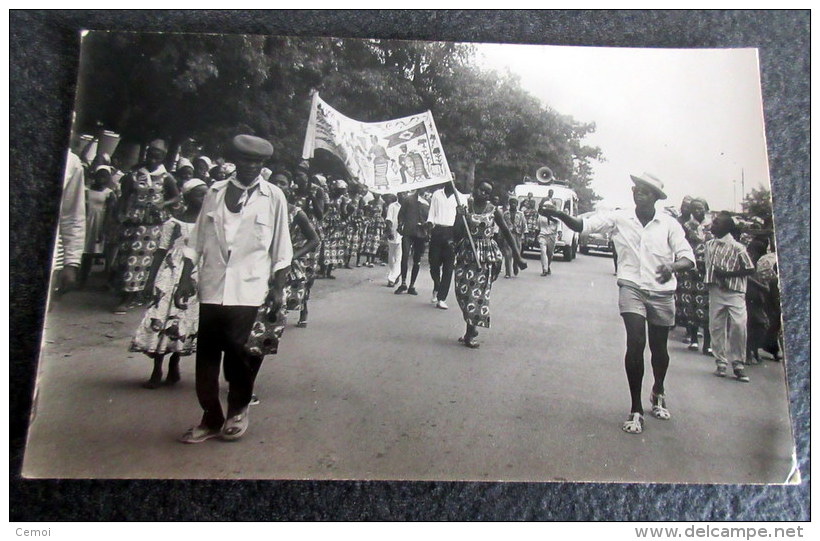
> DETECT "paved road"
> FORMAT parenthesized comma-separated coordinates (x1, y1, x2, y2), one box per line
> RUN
(23, 252, 795, 483)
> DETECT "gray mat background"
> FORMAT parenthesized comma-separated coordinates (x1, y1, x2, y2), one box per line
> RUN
(9, 10, 809, 521)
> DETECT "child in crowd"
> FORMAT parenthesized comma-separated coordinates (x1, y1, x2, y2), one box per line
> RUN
(80, 165, 117, 287)
(704, 212, 756, 382)
(129, 179, 207, 388)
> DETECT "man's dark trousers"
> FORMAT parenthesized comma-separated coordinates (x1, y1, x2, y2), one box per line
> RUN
(428, 225, 455, 301)
(196, 303, 263, 430)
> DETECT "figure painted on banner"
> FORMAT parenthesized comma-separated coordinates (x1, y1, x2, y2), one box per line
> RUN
(430, 147, 444, 176)
(368, 135, 391, 187)
(398, 144, 414, 184)
(411, 140, 430, 180)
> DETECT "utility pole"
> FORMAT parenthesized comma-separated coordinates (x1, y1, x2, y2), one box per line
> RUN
(741, 168, 746, 211)
(733, 178, 737, 212)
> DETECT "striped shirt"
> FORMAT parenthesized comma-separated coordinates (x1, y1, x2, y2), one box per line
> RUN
(704, 233, 754, 293)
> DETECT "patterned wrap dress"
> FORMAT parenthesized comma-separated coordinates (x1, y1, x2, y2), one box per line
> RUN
(360, 202, 386, 256)
(130, 218, 198, 356)
(320, 195, 349, 267)
(675, 218, 711, 328)
(285, 204, 318, 311)
(113, 166, 173, 293)
(345, 195, 364, 259)
(454, 205, 503, 328)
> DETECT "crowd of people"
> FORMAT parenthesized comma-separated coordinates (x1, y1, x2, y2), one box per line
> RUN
(51, 133, 783, 441)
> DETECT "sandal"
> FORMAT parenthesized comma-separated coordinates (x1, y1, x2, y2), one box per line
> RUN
(622, 412, 644, 434)
(296, 320, 308, 328)
(221, 408, 249, 441)
(650, 392, 671, 420)
(178, 424, 221, 444)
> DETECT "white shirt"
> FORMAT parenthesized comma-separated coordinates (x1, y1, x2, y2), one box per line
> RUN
(584, 207, 694, 293)
(426, 187, 468, 227)
(183, 177, 293, 306)
(56, 151, 87, 267)
(385, 201, 402, 243)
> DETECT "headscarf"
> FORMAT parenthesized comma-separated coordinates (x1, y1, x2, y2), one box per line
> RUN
(334, 179, 348, 190)
(194, 156, 213, 170)
(691, 197, 709, 211)
(312, 174, 328, 188)
(94, 164, 113, 175)
(181, 178, 207, 194)
(176, 157, 194, 172)
(220, 162, 236, 177)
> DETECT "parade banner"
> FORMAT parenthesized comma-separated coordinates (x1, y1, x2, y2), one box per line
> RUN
(302, 93, 453, 193)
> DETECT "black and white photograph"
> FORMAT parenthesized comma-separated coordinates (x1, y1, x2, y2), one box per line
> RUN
(22, 30, 797, 484)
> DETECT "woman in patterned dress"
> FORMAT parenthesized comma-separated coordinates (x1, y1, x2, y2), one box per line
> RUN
(130, 180, 207, 388)
(345, 183, 365, 268)
(112, 140, 180, 314)
(677, 197, 712, 353)
(320, 179, 350, 279)
(359, 194, 386, 267)
(283, 188, 321, 327)
(453, 181, 527, 349)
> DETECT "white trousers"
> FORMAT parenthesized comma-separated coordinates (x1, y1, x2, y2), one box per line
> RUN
(708, 285, 748, 367)
(387, 240, 402, 283)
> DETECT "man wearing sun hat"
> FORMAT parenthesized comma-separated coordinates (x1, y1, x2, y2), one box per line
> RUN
(175, 134, 293, 444)
(542, 172, 695, 435)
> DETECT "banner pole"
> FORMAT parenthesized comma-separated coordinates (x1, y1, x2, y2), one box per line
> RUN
(449, 177, 480, 265)
(301, 90, 320, 160)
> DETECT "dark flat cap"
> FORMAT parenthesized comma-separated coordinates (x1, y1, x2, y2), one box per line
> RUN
(231, 134, 273, 159)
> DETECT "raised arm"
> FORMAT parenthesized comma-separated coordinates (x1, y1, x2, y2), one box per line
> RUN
(543, 208, 583, 233)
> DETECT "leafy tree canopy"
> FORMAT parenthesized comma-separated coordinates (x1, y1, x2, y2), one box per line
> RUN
(74, 33, 603, 209)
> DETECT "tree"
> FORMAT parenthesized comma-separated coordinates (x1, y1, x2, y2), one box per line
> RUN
(741, 187, 774, 226)
(73, 33, 604, 210)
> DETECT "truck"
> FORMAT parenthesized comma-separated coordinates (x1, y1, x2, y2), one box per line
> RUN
(514, 181, 580, 261)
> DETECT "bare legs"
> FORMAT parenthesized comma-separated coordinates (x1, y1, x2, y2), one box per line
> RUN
(143, 352, 181, 389)
(621, 313, 671, 414)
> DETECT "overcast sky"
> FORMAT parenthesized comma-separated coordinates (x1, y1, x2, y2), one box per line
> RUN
(478, 43, 771, 212)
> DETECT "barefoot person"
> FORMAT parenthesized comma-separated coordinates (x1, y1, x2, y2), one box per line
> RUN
(174, 134, 292, 443)
(543, 173, 695, 434)
(130, 179, 207, 388)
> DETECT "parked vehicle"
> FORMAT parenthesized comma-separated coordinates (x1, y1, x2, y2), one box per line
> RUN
(577, 211, 614, 256)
